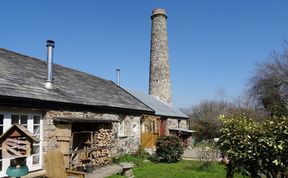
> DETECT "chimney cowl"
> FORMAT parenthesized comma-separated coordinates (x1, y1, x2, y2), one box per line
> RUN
(46, 40, 55, 47)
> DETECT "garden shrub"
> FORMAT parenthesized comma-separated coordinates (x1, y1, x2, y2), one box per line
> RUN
(154, 135, 184, 163)
(218, 114, 288, 178)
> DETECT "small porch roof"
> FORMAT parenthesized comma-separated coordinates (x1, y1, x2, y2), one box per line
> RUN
(169, 128, 197, 134)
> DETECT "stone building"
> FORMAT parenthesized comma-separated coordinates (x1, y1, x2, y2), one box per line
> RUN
(0, 8, 189, 177)
(0, 45, 153, 177)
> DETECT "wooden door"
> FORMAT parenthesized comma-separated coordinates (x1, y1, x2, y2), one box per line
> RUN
(141, 116, 160, 148)
(55, 123, 71, 169)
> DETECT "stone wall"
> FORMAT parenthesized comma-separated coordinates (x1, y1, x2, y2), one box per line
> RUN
(113, 115, 141, 155)
(43, 110, 141, 157)
(167, 118, 188, 131)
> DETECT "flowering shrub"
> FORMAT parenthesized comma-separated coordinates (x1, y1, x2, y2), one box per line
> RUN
(154, 135, 184, 163)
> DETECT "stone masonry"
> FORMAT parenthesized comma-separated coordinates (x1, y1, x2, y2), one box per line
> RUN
(149, 8, 172, 104)
(114, 115, 141, 155)
(167, 118, 188, 130)
(42, 111, 141, 157)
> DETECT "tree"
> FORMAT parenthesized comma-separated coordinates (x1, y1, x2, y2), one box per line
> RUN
(181, 94, 266, 141)
(249, 43, 288, 116)
(183, 100, 228, 140)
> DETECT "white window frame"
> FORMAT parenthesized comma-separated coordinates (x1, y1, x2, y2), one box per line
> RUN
(0, 111, 43, 177)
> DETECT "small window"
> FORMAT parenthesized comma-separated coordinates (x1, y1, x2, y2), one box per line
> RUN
(33, 116, 40, 124)
(11, 115, 19, 124)
(118, 120, 125, 136)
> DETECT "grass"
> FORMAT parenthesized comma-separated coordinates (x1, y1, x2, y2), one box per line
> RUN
(112, 154, 146, 167)
(108, 159, 246, 178)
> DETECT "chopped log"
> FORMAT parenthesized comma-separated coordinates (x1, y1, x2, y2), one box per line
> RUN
(71, 128, 113, 168)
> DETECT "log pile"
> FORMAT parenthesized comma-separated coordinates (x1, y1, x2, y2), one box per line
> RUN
(90, 128, 112, 166)
(76, 129, 112, 167)
(90, 149, 111, 166)
(93, 128, 112, 147)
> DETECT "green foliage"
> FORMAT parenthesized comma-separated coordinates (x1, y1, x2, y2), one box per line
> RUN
(154, 135, 184, 163)
(218, 114, 288, 177)
(185, 100, 226, 140)
(112, 154, 145, 167)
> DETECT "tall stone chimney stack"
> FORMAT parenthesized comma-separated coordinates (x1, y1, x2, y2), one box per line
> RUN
(149, 8, 172, 104)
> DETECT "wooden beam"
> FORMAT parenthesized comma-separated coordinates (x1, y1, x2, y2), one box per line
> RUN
(6, 141, 27, 150)
(6, 138, 27, 145)
(2, 144, 24, 157)
(69, 146, 110, 154)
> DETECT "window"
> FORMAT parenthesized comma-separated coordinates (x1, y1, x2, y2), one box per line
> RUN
(118, 120, 125, 136)
(10, 114, 41, 164)
(11, 115, 28, 128)
(32, 116, 41, 165)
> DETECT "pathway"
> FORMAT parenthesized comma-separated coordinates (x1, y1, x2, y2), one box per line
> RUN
(85, 164, 122, 178)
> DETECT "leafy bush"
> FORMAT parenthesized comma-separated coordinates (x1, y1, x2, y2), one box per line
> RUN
(154, 135, 184, 163)
(218, 114, 288, 178)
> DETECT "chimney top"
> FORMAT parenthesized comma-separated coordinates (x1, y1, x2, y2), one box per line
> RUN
(46, 40, 55, 47)
(116, 68, 120, 86)
(151, 8, 167, 19)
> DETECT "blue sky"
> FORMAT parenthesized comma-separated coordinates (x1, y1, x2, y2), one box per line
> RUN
(1, 1, 288, 108)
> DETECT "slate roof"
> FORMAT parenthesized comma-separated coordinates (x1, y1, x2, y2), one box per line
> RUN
(0, 48, 153, 114)
(128, 90, 188, 119)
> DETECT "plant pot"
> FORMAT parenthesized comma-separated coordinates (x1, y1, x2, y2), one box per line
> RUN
(85, 164, 94, 173)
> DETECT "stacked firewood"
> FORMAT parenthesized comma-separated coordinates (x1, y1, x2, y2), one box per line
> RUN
(90, 129, 112, 166)
(93, 129, 112, 147)
(90, 149, 111, 166)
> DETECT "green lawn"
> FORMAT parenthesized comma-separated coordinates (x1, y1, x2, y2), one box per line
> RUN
(108, 160, 246, 178)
